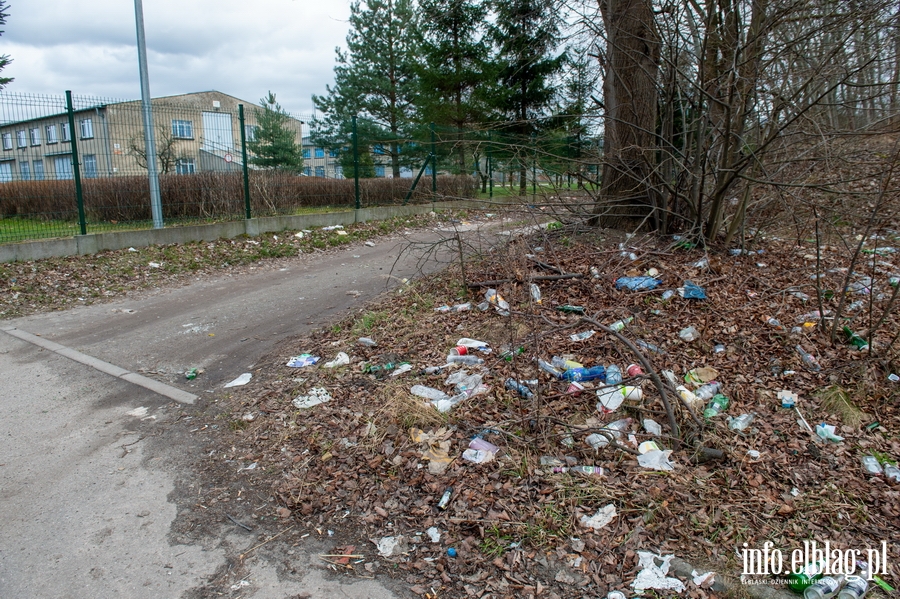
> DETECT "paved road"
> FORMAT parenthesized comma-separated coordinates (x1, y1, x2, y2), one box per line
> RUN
(0, 217, 525, 598)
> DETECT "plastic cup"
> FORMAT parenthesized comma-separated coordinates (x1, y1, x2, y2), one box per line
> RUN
(622, 386, 643, 401)
(449, 345, 468, 356)
(626, 364, 643, 377)
(566, 382, 584, 396)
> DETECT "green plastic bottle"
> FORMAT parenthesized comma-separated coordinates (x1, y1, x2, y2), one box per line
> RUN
(842, 326, 869, 351)
(703, 394, 730, 418)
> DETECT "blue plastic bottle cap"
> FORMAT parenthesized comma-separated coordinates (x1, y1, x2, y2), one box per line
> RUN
(447, 548, 457, 557)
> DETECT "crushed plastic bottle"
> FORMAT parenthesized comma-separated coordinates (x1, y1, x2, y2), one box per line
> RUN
(410, 385, 450, 402)
(661, 289, 675, 301)
(484, 288, 510, 315)
(679, 326, 700, 342)
(605, 365, 623, 385)
(185, 367, 199, 380)
(358, 337, 378, 346)
(636, 339, 664, 354)
(434, 303, 471, 313)
(553, 465, 604, 476)
(765, 316, 785, 330)
(530, 283, 542, 304)
(883, 463, 900, 482)
(861, 455, 883, 475)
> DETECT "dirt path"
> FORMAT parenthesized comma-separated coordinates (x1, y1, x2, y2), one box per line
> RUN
(0, 218, 522, 598)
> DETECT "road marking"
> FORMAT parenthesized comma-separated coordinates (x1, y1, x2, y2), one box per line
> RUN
(1, 325, 197, 404)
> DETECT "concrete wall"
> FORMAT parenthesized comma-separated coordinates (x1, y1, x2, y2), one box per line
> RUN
(0, 199, 494, 263)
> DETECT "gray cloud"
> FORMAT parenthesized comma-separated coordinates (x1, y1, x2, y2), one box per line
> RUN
(3, 0, 351, 115)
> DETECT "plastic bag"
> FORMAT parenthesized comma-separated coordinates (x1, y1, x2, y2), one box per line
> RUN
(615, 276, 662, 291)
(679, 280, 707, 299)
(637, 449, 675, 471)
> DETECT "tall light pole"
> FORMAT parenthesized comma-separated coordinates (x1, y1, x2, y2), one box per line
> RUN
(134, 0, 163, 228)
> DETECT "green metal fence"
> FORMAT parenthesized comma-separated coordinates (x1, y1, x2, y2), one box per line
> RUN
(0, 91, 479, 244)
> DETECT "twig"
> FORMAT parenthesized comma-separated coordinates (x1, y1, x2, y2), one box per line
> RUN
(239, 524, 295, 559)
(468, 273, 582, 287)
(226, 513, 254, 532)
(527, 255, 564, 274)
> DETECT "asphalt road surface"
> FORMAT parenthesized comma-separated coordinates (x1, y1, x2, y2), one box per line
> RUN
(0, 217, 529, 598)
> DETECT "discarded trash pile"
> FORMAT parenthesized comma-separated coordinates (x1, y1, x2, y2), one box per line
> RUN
(218, 231, 900, 598)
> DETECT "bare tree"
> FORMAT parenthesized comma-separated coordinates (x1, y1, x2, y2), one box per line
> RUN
(128, 126, 178, 174)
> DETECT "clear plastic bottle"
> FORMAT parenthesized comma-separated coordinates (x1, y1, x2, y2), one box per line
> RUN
(537, 359, 563, 378)
(530, 283, 542, 304)
(703, 394, 730, 418)
(795, 345, 822, 371)
(505, 378, 534, 399)
(728, 413, 755, 431)
(861, 455, 883, 475)
(446, 354, 484, 365)
(694, 382, 723, 401)
(358, 337, 378, 346)
(804, 575, 844, 599)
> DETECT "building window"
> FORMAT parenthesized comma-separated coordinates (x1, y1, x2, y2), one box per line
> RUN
(61, 122, 70, 142)
(329, 148, 339, 158)
(303, 166, 311, 176)
(80, 118, 93, 139)
(375, 165, 386, 177)
(175, 158, 195, 175)
(46, 124, 58, 144)
(29, 128, 41, 146)
(373, 144, 385, 155)
(33, 160, 45, 180)
(2, 133, 11, 150)
(16, 130, 27, 148)
(0, 162, 11, 182)
(334, 165, 343, 179)
(19, 161, 30, 180)
(244, 125, 257, 141)
(315, 166, 325, 177)
(171, 119, 193, 139)
(54, 156, 73, 179)
(314, 147, 324, 158)
(302, 148, 311, 159)
(83, 154, 98, 178)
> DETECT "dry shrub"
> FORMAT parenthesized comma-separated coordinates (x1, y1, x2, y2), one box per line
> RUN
(816, 384, 868, 428)
(375, 381, 446, 432)
(0, 173, 477, 223)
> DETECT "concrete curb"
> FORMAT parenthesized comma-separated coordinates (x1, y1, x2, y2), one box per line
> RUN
(1, 326, 197, 404)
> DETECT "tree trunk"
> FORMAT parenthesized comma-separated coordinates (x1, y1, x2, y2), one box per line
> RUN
(593, 0, 660, 228)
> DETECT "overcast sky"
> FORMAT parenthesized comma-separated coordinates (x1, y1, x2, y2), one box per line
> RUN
(2, 0, 352, 117)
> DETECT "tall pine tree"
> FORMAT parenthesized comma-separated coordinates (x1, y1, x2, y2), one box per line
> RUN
(416, 0, 490, 174)
(487, 0, 565, 193)
(0, 1, 13, 90)
(247, 92, 304, 173)
(313, 0, 420, 178)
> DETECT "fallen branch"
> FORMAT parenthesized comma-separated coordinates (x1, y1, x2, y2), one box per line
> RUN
(468, 273, 583, 287)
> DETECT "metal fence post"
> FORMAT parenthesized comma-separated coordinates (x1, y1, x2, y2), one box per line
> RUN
(430, 122, 437, 194)
(352, 116, 360, 210)
(488, 130, 493, 199)
(65, 91, 87, 236)
(532, 132, 537, 195)
(238, 104, 252, 219)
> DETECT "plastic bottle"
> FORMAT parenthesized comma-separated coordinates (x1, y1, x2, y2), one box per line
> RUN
(838, 563, 870, 599)
(484, 288, 510, 314)
(728, 413, 755, 431)
(636, 339, 663, 354)
(563, 365, 606, 382)
(505, 378, 534, 399)
(569, 330, 596, 341)
(795, 345, 822, 371)
(804, 575, 845, 599)
(557, 305, 586, 314)
(605, 365, 623, 384)
(552, 465, 604, 476)
(661, 289, 675, 301)
(358, 337, 378, 346)
(537, 359, 563, 378)
(530, 283, 542, 304)
(590, 266, 600, 279)
(703, 394, 730, 418)
(675, 385, 700, 407)
(766, 316, 785, 330)
(446, 354, 484, 365)
(694, 382, 723, 401)
(609, 316, 634, 332)
(553, 356, 583, 369)
(185, 367, 198, 380)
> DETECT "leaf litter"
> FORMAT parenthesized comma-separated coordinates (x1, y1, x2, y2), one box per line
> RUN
(208, 224, 900, 598)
